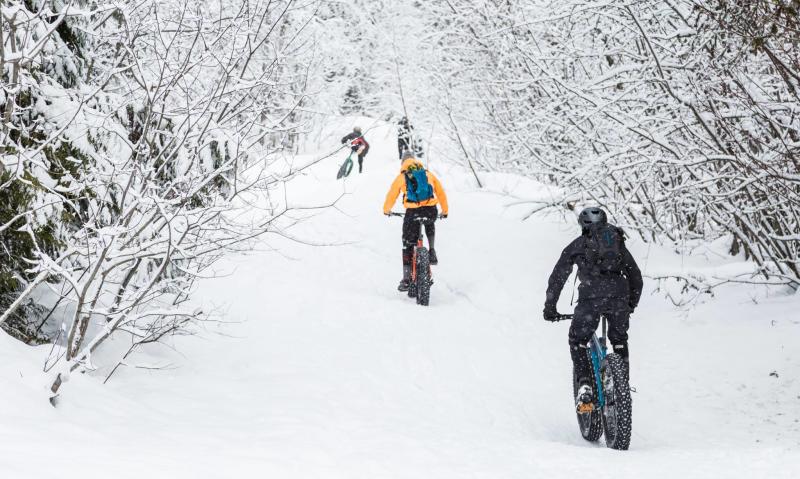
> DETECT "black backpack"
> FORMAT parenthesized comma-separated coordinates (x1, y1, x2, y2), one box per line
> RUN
(584, 223, 624, 274)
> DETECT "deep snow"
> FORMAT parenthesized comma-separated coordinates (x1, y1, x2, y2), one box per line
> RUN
(1, 120, 799, 478)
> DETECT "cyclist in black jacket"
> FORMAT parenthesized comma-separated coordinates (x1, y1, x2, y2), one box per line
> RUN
(543, 207, 642, 411)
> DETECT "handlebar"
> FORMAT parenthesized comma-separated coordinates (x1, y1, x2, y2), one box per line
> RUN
(387, 212, 446, 219)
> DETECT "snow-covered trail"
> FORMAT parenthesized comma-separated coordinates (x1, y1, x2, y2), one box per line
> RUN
(1, 121, 799, 478)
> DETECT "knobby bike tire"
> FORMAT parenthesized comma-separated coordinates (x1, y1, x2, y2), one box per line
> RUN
(337, 157, 353, 179)
(601, 353, 632, 450)
(574, 360, 603, 442)
(408, 255, 417, 298)
(415, 247, 431, 306)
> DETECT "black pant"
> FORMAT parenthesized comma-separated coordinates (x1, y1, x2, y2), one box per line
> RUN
(351, 145, 368, 172)
(398, 139, 410, 159)
(402, 206, 437, 265)
(569, 298, 630, 383)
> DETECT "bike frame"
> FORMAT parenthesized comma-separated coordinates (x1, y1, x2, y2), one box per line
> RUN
(589, 316, 608, 408)
(558, 314, 608, 408)
(388, 211, 443, 284)
(411, 236, 424, 283)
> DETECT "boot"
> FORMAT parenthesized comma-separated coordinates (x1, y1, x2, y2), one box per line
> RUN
(427, 233, 437, 265)
(398, 264, 412, 291)
(613, 343, 630, 380)
(575, 379, 595, 414)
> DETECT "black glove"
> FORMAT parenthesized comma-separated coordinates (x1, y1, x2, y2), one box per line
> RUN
(543, 304, 559, 322)
(441, 213, 448, 219)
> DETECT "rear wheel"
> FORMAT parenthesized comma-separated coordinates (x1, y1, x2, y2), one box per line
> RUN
(601, 353, 632, 450)
(415, 247, 431, 306)
(573, 361, 603, 442)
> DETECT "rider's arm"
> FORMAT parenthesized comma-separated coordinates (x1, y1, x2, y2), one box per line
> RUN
(430, 173, 448, 215)
(341, 132, 355, 144)
(621, 246, 643, 309)
(383, 175, 404, 214)
(545, 239, 579, 308)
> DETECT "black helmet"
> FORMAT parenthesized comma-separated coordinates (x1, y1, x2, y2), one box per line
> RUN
(353, 126, 362, 134)
(578, 207, 607, 228)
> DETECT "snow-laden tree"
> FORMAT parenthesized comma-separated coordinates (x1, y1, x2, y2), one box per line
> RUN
(393, 0, 800, 291)
(2, 0, 325, 396)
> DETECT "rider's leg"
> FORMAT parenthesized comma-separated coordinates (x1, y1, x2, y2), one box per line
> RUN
(607, 299, 632, 377)
(570, 300, 601, 386)
(422, 207, 438, 263)
(358, 154, 364, 173)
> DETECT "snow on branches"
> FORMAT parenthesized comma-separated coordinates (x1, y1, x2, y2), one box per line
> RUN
(1, 0, 322, 397)
(408, 0, 800, 292)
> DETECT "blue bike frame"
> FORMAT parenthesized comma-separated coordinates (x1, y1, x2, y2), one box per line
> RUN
(588, 316, 608, 409)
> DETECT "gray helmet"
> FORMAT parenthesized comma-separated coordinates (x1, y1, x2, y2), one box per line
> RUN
(353, 126, 362, 134)
(578, 207, 607, 228)
(401, 150, 415, 160)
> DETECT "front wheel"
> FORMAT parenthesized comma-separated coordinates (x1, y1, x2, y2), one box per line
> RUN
(574, 361, 603, 442)
(415, 247, 431, 306)
(601, 353, 632, 450)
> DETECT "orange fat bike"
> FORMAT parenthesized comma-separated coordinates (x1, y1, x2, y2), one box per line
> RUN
(389, 212, 443, 306)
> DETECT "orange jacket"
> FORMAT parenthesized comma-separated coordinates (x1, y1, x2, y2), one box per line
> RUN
(383, 158, 449, 215)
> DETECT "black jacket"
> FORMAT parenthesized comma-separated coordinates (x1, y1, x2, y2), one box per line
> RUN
(545, 230, 643, 308)
(398, 124, 414, 154)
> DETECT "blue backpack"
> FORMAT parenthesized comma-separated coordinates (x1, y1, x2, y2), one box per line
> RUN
(404, 165, 434, 203)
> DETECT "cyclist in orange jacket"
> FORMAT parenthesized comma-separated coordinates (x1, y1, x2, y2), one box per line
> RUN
(383, 151, 448, 291)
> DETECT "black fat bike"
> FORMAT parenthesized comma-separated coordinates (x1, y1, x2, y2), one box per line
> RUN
(556, 314, 632, 450)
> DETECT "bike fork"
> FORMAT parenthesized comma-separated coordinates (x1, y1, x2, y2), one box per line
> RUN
(590, 346, 605, 408)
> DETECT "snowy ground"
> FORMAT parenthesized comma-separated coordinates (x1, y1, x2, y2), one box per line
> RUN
(1, 120, 799, 478)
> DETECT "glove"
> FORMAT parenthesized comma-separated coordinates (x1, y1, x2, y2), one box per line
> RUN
(543, 304, 559, 322)
(441, 213, 448, 219)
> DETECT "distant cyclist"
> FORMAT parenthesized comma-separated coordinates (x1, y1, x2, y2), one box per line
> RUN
(543, 207, 642, 413)
(383, 151, 448, 291)
(340, 126, 370, 173)
(397, 117, 423, 159)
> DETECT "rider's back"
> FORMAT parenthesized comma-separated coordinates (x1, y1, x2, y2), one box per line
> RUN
(547, 228, 642, 305)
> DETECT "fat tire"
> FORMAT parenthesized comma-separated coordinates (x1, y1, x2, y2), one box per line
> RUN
(601, 353, 632, 450)
(415, 247, 431, 306)
(337, 157, 353, 179)
(573, 359, 603, 442)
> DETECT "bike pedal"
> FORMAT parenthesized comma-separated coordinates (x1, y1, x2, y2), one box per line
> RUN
(576, 401, 595, 415)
